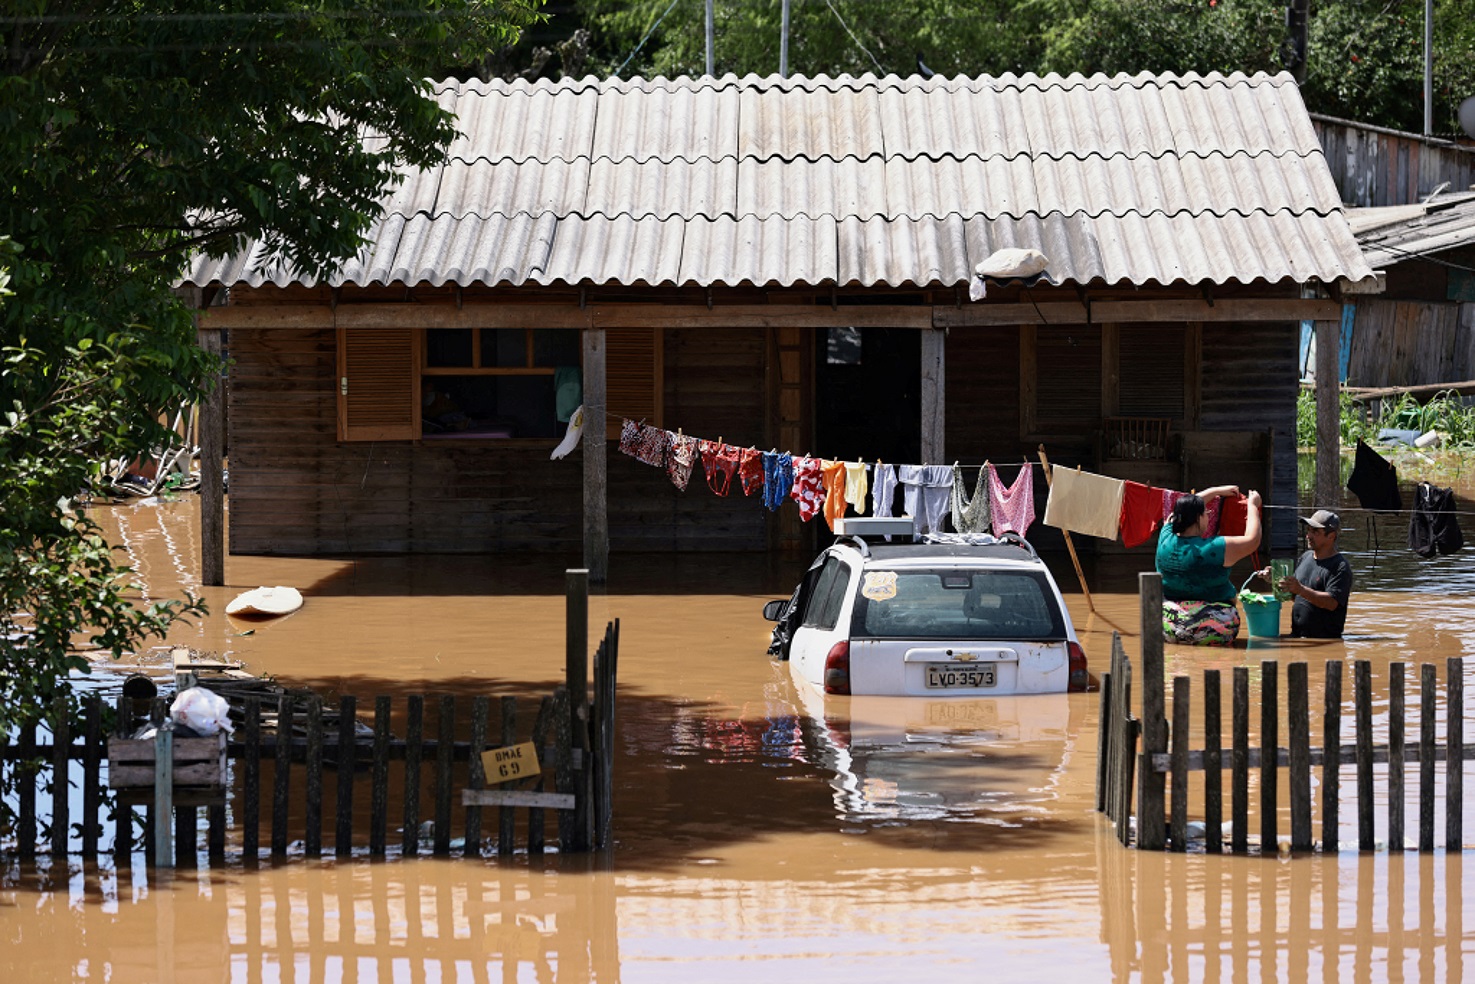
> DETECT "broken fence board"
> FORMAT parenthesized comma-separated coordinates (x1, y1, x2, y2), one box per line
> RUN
(461, 790, 576, 811)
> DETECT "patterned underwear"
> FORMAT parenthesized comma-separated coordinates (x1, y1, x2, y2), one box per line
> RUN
(699, 440, 740, 496)
(1162, 600, 1241, 647)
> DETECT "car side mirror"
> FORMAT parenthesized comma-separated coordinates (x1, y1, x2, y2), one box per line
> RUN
(762, 599, 787, 621)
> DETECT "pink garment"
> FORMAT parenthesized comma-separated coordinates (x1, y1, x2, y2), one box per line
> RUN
(987, 462, 1035, 537)
(1161, 488, 1221, 534)
(790, 456, 825, 522)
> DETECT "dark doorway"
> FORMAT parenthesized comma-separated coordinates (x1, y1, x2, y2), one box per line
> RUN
(814, 327, 921, 471)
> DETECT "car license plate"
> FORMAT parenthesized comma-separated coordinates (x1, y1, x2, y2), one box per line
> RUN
(925, 664, 996, 689)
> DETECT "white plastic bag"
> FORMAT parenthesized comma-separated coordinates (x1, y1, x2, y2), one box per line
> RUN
(170, 687, 235, 736)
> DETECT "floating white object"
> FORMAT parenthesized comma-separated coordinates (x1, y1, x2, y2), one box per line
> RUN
(225, 586, 304, 617)
(1414, 430, 1442, 449)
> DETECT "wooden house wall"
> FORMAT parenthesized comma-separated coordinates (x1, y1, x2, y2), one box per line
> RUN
(1313, 116, 1475, 208)
(607, 328, 769, 552)
(1346, 297, 1475, 389)
(1199, 321, 1299, 553)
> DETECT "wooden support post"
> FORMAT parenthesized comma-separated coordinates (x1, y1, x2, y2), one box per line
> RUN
(370, 696, 391, 858)
(243, 697, 261, 861)
(434, 695, 454, 857)
(582, 327, 609, 583)
(1096, 666, 1113, 814)
(1169, 675, 1189, 851)
(499, 696, 517, 856)
(1447, 657, 1464, 851)
(1260, 660, 1279, 853)
(112, 696, 135, 863)
(18, 720, 37, 860)
(335, 695, 356, 857)
(1232, 667, 1249, 854)
(1137, 572, 1166, 850)
(1314, 317, 1340, 509)
(402, 696, 423, 857)
(198, 326, 225, 586)
(1389, 663, 1406, 852)
(920, 327, 945, 464)
(567, 569, 592, 852)
(1323, 661, 1343, 852)
(1204, 669, 1223, 854)
(464, 696, 488, 858)
(1420, 663, 1436, 852)
(51, 695, 69, 859)
(1040, 446, 1095, 612)
(1355, 660, 1375, 851)
(1288, 661, 1312, 852)
(305, 698, 323, 858)
(82, 696, 102, 859)
(272, 698, 294, 858)
(154, 721, 175, 869)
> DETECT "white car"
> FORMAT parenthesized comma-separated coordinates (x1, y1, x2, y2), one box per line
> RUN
(763, 531, 1088, 697)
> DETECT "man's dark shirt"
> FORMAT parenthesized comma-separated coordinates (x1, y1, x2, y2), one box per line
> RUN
(1290, 549, 1352, 638)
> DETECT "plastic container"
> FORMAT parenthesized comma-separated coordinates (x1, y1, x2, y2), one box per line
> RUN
(1239, 574, 1282, 638)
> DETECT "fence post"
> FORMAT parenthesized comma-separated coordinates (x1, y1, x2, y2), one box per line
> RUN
(1448, 657, 1464, 851)
(1203, 669, 1223, 853)
(1260, 660, 1279, 853)
(51, 695, 70, 859)
(1389, 663, 1405, 852)
(1137, 572, 1167, 851)
(567, 569, 592, 852)
(1323, 661, 1343, 853)
(1169, 676, 1190, 851)
(1420, 663, 1436, 852)
(1288, 661, 1312, 852)
(1355, 660, 1374, 851)
(154, 720, 175, 869)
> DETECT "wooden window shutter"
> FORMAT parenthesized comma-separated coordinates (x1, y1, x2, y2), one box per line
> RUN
(605, 327, 663, 436)
(1119, 325, 1186, 419)
(337, 327, 417, 441)
(1034, 326, 1102, 433)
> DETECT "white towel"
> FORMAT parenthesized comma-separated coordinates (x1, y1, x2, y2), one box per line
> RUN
(1042, 467, 1126, 540)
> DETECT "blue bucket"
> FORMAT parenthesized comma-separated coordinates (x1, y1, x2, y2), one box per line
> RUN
(1239, 574, 1282, 638)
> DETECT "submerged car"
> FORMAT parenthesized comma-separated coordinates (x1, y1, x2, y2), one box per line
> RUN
(763, 526, 1088, 697)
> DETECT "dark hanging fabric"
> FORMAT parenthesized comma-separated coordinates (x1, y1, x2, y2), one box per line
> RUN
(1408, 482, 1465, 558)
(1345, 439, 1403, 512)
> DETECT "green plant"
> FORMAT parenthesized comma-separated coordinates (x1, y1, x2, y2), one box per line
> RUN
(1295, 387, 1375, 448)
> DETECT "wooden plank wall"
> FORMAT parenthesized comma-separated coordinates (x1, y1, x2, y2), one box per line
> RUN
(1313, 116, 1475, 207)
(1347, 298, 1470, 389)
(1198, 321, 1299, 553)
(229, 325, 770, 555)
(606, 327, 769, 552)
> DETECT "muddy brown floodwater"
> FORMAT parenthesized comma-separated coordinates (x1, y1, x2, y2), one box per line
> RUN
(4, 490, 1475, 982)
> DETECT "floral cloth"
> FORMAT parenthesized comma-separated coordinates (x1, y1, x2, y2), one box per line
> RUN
(790, 456, 825, 522)
(619, 419, 669, 468)
(1162, 599, 1241, 646)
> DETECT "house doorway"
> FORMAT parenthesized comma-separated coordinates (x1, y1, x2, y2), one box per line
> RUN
(813, 325, 921, 515)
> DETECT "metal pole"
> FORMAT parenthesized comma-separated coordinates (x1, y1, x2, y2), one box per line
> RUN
(780, 0, 790, 76)
(705, 0, 714, 77)
(1424, 0, 1434, 136)
(154, 720, 175, 868)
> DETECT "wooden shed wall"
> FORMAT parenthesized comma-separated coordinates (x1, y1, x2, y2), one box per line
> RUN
(227, 324, 772, 556)
(1313, 116, 1475, 208)
(1346, 298, 1475, 389)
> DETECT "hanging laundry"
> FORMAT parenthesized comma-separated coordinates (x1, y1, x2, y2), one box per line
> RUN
(899, 464, 954, 535)
(950, 464, 991, 534)
(1161, 487, 1221, 535)
(1409, 482, 1464, 558)
(873, 464, 898, 518)
(789, 456, 825, 521)
(1118, 480, 1163, 548)
(1217, 494, 1249, 538)
(698, 441, 739, 496)
(822, 460, 848, 531)
(738, 448, 765, 496)
(843, 462, 869, 516)
(762, 452, 794, 511)
(987, 462, 1035, 537)
(666, 432, 698, 490)
(550, 406, 585, 460)
(618, 419, 669, 468)
(1347, 439, 1403, 511)
(1042, 467, 1125, 540)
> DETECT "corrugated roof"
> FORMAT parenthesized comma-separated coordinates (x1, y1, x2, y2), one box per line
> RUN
(1350, 190, 1475, 269)
(183, 71, 1372, 290)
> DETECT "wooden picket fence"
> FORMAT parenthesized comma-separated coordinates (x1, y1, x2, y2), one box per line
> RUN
(1099, 573, 1470, 853)
(2, 618, 619, 866)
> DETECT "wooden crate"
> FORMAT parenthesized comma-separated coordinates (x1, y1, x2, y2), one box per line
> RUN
(108, 732, 227, 790)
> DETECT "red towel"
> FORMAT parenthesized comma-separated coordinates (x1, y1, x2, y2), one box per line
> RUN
(1218, 494, 1249, 537)
(1119, 481, 1163, 548)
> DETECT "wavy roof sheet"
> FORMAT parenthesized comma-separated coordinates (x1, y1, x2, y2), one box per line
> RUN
(184, 71, 1372, 290)
(1349, 190, 1475, 270)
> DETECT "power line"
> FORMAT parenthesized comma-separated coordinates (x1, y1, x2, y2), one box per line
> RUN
(821, 0, 884, 74)
(615, 0, 683, 77)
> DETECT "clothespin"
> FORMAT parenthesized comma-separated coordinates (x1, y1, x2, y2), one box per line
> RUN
(717, 436, 723, 445)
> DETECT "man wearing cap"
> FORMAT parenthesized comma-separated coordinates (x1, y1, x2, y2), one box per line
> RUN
(1279, 509, 1353, 638)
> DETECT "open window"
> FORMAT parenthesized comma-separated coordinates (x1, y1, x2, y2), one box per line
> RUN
(336, 324, 662, 442)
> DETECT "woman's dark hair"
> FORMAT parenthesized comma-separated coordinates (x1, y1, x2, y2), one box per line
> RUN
(1169, 494, 1206, 535)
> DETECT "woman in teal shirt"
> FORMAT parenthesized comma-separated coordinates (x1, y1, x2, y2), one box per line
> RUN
(1155, 486, 1262, 645)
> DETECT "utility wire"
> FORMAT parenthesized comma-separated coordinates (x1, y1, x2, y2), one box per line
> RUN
(822, 0, 883, 74)
(615, 0, 683, 77)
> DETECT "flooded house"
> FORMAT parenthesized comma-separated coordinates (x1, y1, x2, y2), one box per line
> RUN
(184, 72, 1374, 578)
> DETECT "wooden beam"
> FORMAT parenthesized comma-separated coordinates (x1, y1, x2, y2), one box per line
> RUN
(199, 306, 335, 329)
(920, 328, 945, 463)
(1314, 318, 1341, 508)
(197, 326, 225, 586)
(582, 328, 608, 582)
(936, 298, 1341, 326)
(461, 789, 576, 810)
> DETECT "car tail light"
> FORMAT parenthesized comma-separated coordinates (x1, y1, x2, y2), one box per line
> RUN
(823, 641, 851, 695)
(1067, 641, 1089, 692)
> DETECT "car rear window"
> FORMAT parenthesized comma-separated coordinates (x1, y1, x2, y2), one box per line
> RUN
(851, 569, 1066, 640)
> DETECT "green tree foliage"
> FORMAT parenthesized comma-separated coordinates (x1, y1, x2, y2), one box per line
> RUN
(0, 1, 539, 750)
(574, 0, 1475, 133)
